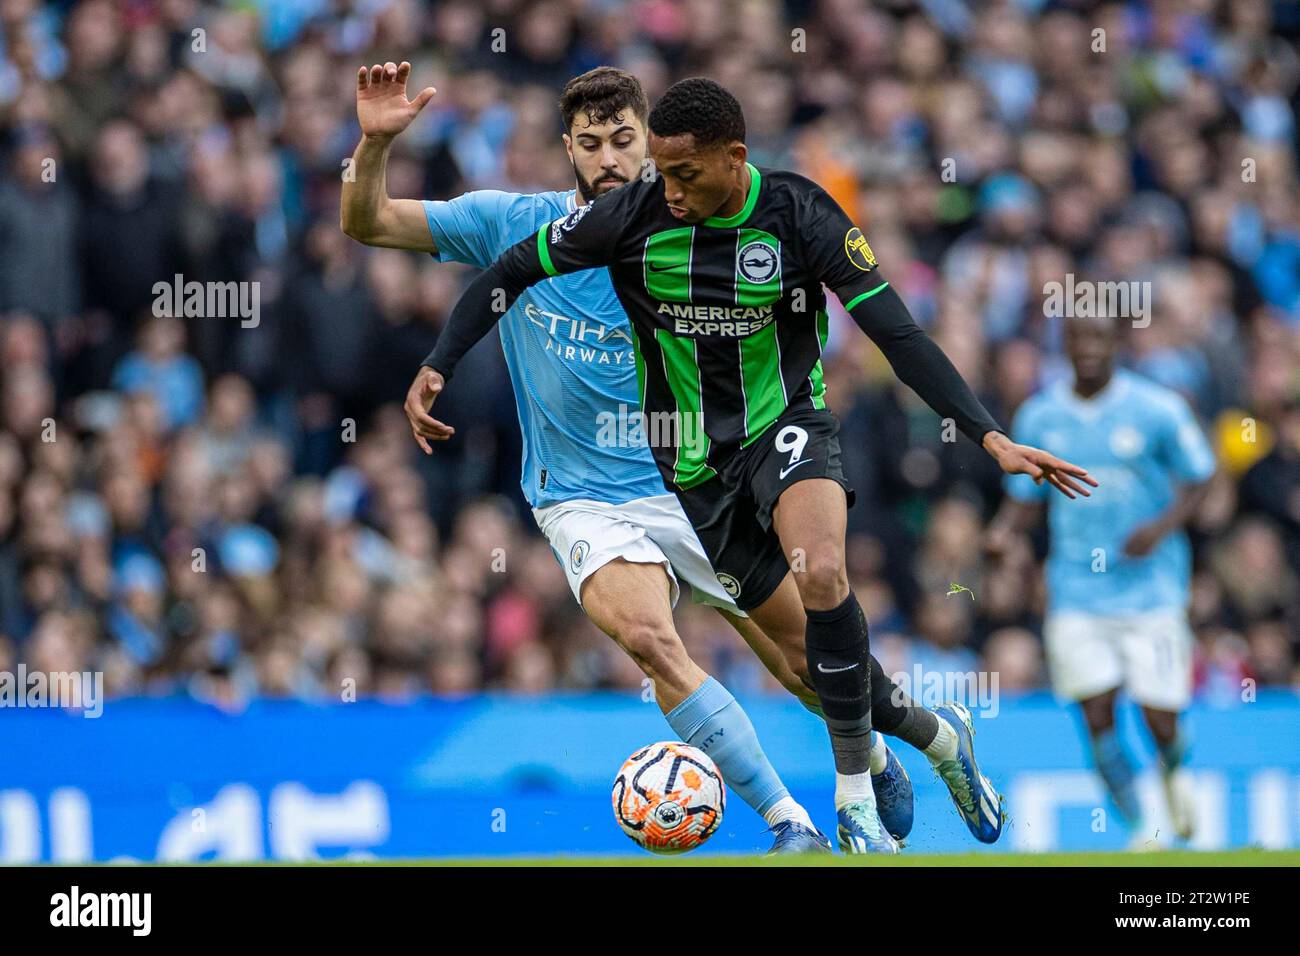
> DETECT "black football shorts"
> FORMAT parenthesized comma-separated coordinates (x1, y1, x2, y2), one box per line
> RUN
(673, 404, 855, 611)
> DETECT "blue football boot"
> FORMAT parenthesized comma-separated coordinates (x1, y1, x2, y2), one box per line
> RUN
(766, 820, 833, 855)
(836, 799, 900, 854)
(931, 703, 1003, 843)
(872, 737, 914, 842)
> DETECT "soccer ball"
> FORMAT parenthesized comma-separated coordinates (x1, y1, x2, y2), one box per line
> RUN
(611, 741, 725, 854)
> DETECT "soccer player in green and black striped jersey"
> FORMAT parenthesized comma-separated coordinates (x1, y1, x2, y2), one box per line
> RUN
(422, 77, 1096, 852)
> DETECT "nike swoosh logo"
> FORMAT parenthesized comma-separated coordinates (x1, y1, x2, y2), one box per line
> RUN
(647, 262, 687, 273)
(779, 459, 813, 480)
(817, 662, 858, 674)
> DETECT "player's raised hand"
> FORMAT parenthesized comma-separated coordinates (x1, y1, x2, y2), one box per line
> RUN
(404, 366, 455, 454)
(356, 61, 436, 141)
(982, 431, 1098, 500)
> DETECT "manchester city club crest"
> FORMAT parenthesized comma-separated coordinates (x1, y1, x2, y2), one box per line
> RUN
(569, 539, 591, 575)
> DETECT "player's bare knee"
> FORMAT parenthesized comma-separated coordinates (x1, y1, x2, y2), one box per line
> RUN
(618, 621, 687, 678)
(792, 550, 848, 610)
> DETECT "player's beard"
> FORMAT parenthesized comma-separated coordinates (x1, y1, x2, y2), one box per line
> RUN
(573, 161, 629, 204)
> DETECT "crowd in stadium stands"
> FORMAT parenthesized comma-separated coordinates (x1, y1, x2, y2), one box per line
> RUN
(0, 0, 1298, 706)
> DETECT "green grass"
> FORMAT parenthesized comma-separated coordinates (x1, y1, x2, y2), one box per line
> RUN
(209, 848, 1299, 867)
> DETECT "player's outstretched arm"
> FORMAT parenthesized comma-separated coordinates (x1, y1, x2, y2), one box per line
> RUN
(405, 229, 559, 451)
(405, 184, 624, 452)
(341, 61, 437, 251)
(796, 182, 1095, 498)
(419, 188, 622, 383)
(843, 285, 1095, 499)
(420, 247, 546, 382)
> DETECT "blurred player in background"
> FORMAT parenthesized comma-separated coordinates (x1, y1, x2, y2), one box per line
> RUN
(343, 61, 920, 853)
(419, 76, 1098, 852)
(988, 314, 1216, 845)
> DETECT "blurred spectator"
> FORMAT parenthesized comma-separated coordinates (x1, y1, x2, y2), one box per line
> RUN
(0, 125, 80, 320)
(111, 315, 205, 431)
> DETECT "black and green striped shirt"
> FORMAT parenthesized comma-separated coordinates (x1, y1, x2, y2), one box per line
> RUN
(427, 164, 1001, 490)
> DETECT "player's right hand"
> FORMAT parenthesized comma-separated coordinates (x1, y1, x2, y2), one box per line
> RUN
(356, 61, 436, 140)
(983, 431, 1098, 499)
(404, 366, 454, 454)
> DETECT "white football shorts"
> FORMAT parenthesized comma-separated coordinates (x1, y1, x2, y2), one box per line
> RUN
(532, 493, 745, 616)
(1043, 607, 1194, 711)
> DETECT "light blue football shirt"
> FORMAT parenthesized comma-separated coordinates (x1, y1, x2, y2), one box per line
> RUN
(1004, 368, 1216, 614)
(423, 189, 665, 509)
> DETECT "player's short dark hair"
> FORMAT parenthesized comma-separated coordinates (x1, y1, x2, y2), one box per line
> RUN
(648, 77, 746, 148)
(559, 67, 649, 132)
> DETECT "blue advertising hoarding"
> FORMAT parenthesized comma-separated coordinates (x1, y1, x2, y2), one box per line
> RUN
(2, 692, 1297, 861)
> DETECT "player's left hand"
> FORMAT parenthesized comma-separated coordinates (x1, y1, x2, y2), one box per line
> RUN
(983, 431, 1098, 500)
(404, 365, 455, 453)
(1122, 521, 1167, 557)
(356, 61, 436, 141)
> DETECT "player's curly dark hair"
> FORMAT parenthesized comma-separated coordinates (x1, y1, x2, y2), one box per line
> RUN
(559, 67, 649, 132)
(648, 77, 746, 147)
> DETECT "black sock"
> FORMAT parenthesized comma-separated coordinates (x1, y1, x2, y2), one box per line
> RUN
(869, 656, 941, 750)
(805, 591, 872, 775)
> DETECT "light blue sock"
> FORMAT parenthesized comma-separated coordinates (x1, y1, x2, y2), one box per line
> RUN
(1092, 728, 1141, 823)
(665, 677, 790, 818)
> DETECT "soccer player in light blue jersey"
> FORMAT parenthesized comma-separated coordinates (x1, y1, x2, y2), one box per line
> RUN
(342, 61, 986, 853)
(988, 313, 1216, 845)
